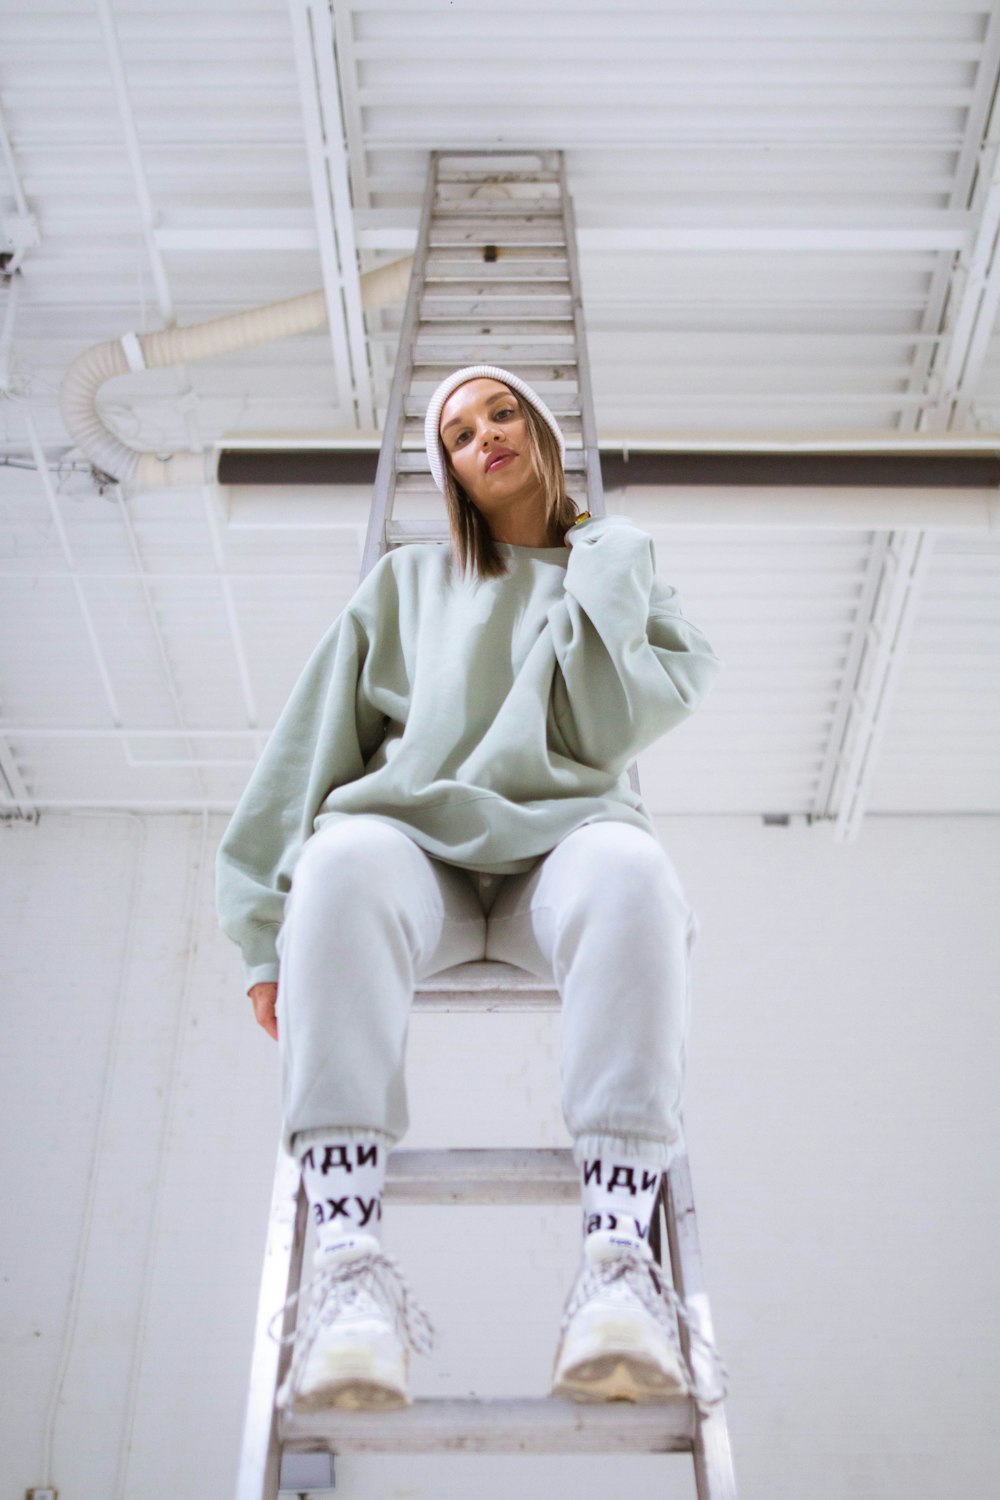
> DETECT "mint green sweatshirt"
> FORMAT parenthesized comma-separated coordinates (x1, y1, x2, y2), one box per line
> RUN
(215, 514, 723, 992)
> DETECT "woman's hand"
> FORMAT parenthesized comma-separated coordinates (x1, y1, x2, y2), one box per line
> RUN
(564, 510, 592, 546)
(249, 981, 279, 1041)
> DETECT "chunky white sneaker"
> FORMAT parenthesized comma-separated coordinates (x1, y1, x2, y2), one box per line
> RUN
(551, 1230, 727, 1413)
(271, 1233, 436, 1413)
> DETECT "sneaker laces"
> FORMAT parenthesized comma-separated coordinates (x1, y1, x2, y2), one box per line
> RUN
(559, 1243, 730, 1418)
(268, 1243, 436, 1399)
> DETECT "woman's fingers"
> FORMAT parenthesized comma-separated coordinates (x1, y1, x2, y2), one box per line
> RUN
(249, 982, 279, 1041)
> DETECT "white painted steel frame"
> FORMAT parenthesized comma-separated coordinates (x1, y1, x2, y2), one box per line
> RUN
(804, 11, 1000, 840)
(0, 3, 271, 822)
(288, 0, 375, 430)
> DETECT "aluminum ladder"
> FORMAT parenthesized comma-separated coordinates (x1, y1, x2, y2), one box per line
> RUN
(235, 148, 737, 1500)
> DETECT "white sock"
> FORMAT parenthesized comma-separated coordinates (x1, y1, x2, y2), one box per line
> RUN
(580, 1151, 662, 1245)
(297, 1133, 387, 1257)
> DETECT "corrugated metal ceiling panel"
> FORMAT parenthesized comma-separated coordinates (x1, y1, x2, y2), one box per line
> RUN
(0, 0, 998, 824)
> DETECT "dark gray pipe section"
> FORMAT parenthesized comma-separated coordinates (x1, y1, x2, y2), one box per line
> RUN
(216, 449, 1000, 489)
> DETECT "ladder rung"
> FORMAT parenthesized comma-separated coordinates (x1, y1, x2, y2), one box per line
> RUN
(411, 362, 579, 385)
(385, 1147, 579, 1203)
(435, 168, 561, 184)
(423, 279, 572, 294)
(385, 519, 452, 545)
(433, 203, 564, 220)
(436, 173, 561, 188)
(414, 957, 560, 1008)
(403, 388, 582, 416)
(413, 341, 579, 364)
(436, 151, 561, 172)
(280, 1395, 695, 1454)
(422, 296, 574, 317)
(402, 415, 584, 443)
(424, 253, 570, 275)
(394, 453, 587, 479)
(390, 482, 575, 504)
(429, 221, 568, 246)
(424, 276, 572, 291)
(417, 318, 576, 338)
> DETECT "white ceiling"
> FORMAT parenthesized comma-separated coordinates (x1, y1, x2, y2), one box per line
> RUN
(1, 0, 999, 829)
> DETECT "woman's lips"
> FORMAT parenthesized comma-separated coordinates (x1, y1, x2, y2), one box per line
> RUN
(487, 453, 516, 472)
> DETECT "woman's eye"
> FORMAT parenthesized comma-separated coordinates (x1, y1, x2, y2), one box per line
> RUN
(453, 408, 515, 446)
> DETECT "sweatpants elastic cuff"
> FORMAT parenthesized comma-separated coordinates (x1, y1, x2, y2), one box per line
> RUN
(572, 1130, 679, 1175)
(288, 1124, 399, 1162)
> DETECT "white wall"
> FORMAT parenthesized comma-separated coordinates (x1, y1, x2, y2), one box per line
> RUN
(1, 810, 997, 1500)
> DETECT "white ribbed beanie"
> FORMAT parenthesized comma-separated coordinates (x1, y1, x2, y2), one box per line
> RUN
(423, 364, 566, 494)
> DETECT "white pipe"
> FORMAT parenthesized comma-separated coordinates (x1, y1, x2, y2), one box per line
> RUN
(218, 482, 1000, 534)
(57, 261, 414, 490)
(613, 487, 1000, 533)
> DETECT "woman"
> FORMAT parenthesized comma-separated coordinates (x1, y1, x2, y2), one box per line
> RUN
(215, 363, 726, 1417)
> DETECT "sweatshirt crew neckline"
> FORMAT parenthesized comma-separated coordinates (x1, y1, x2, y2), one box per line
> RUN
(494, 541, 569, 558)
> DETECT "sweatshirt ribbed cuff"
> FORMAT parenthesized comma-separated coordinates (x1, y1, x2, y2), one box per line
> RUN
(245, 959, 279, 993)
(241, 921, 282, 993)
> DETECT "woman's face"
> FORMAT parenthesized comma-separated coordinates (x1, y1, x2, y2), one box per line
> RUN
(438, 378, 540, 517)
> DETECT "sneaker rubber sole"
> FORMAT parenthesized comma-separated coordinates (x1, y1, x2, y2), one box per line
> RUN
(279, 1340, 411, 1411)
(552, 1315, 689, 1403)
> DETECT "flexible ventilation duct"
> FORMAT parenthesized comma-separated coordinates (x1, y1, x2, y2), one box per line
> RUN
(57, 257, 414, 489)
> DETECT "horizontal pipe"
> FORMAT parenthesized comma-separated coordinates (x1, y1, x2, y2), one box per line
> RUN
(221, 483, 1000, 532)
(216, 446, 1000, 489)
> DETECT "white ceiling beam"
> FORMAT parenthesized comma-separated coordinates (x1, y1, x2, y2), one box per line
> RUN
(16, 412, 265, 790)
(930, 140, 1000, 426)
(216, 486, 1000, 533)
(0, 797, 244, 812)
(810, 9, 1000, 842)
(358, 86, 981, 110)
(331, 0, 373, 209)
(353, 215, 973, 254)
(149, 220, 975, 254)
(288, 0, 374, 429)
(822, 531, 938, 842)
(145, 224, 960, 251)
(313, 0, 995, 15)
(94, 0, 174, 321)
(86, 0, 263, 793)
(154, 229, 320, 251)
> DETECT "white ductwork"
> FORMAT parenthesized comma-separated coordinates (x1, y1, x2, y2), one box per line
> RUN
(57, 257, 415, 489)
(57, 256, 1000, 534)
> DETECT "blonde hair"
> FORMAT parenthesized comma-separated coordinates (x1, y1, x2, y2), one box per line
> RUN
(440, 388, 583, 581)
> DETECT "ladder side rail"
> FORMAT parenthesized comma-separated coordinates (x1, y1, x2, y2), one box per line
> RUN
(239, 152, 439, 1496)
(559, 153, 644, 819)
(235, 1143, 309, 1500)
(360, 149, 441, 579)
(665, 1129, 738, 1500)
(559, 151, 605, 523)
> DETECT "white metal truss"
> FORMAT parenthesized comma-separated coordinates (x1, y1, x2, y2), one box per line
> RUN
(0, 4, 268, 822)
(814, 11, 1000, 841)
(288, 0, 375, 429)
(3, 3, 1000, 828)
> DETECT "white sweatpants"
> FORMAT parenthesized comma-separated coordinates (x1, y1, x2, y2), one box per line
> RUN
(275, 815, 700, 1175)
